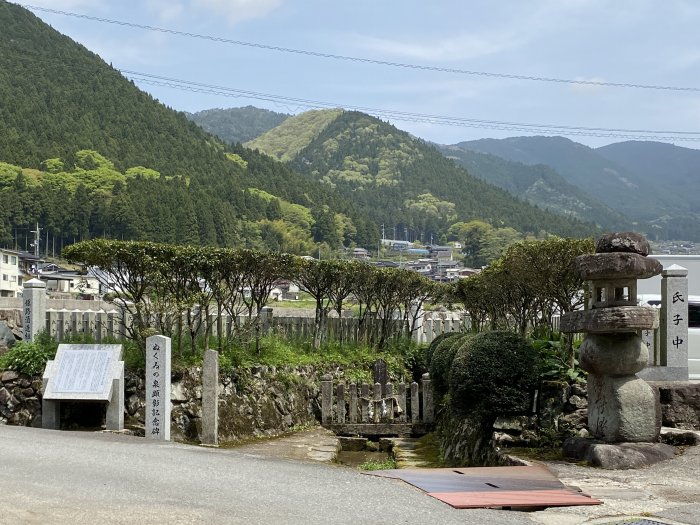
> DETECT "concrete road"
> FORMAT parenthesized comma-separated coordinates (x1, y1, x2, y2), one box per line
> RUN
(0, 425, 535, 525)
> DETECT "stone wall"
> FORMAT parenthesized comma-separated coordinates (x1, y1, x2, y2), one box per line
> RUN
(1, 365, 324, 442)
(0, 370, 42, 426)
(438, 380, 700, 466)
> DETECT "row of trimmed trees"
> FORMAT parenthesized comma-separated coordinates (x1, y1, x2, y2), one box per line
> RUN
(63, 237, 594, 357)
(63, 240, 440, 355)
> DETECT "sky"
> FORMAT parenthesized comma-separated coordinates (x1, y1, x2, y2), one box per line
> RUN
(14, 0, 700, 148)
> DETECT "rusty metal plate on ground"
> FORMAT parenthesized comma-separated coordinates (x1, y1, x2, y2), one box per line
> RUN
(365, 465, 602, 509)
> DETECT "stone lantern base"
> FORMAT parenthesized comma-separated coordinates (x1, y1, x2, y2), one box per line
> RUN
(587, 374, 660, 443)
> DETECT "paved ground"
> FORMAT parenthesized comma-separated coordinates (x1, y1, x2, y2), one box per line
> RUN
(2, 425, 699, 524)
(0, 425, 534, 525)
(532, 446, 700, 525)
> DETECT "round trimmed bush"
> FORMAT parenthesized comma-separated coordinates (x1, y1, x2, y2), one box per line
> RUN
(449, 331, 539, 419)
(424, 332, 461, 369)
(429, 333, 471, 399)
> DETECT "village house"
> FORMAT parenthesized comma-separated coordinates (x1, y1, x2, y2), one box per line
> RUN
(0, 248, 21, 298)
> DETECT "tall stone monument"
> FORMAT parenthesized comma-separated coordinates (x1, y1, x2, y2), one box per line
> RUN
(201, 349, 219, 446)
(561, 232, 662, 442)
(145, 335, 171, 441)
(23, 278, 46, 342)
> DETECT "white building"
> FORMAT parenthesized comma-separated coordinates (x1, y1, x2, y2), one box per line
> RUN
(0, 248, 21, 297)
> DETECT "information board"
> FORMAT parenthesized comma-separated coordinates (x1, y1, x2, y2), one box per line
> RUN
(43, 344, 123, 401)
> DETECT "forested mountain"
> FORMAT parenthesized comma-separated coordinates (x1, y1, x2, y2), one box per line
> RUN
(246, 109, 344, 162)
(186, 106, 289, 145)
(0, 2, 376, 252)
(455, 136, 700, 241)
(437, 144, 627, 229)
(597, 141, 700, 209)
(247, 109, 597, 240)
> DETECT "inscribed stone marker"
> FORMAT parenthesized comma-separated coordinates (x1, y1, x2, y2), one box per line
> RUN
(201, 349, 219, 445)
(146, 335, 171, 441)
(373, 359, 388, 396)
(660, 265, 689, 380)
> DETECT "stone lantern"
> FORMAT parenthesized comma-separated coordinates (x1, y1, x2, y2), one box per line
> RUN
(561, 232, 662, 442)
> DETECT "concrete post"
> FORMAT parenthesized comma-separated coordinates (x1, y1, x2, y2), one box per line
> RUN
(260, 307, 273, 335)
(397, 383, 407, 423)
(385, 382, 394, 422)
(321, 374, 333, 425)
(41, 360, 60, 430)
(105, 362, 124, 431)
(422, 373, 434, 424)
(336, 383, 345, 423)
(348, 383, 358, 423)
(410, 382, 419, 423)
(201, 349, 219, 446)
(145, 335, 172, 440)
(23, 278, 46, 342)
(660, 265, 689, 381)
(373, 382, 381, 423)
(360, 383, 369, 423)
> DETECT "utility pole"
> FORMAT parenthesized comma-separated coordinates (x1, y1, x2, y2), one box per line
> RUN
(30, 223, 41, 257)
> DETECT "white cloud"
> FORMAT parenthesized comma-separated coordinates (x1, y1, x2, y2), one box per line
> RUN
(191, 0, 282, 25)
(144, 0, 185, 22)
(22, 0, 104, 9)
(353, 31, 522, 62)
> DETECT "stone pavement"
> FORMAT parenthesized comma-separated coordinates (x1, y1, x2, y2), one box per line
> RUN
(532, 445, 700, 525)
(2, 424, 699, 524)
(226, 426, 341, 463)
(223, 428, 700, 524)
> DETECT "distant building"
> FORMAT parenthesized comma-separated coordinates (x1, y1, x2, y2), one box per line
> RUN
(381, 239, 410, 251)
(351, 247, 370, 260)
(0, 248, 21, 297)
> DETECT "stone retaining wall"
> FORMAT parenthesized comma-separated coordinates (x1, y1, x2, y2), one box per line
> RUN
(1, 365, 324, 442)
(438, 380, 700, 466)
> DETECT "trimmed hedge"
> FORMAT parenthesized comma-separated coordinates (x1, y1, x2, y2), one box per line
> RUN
(424, 332, 462, 370)
(449, 331, 539, 418)
(429, 333, 471, 399)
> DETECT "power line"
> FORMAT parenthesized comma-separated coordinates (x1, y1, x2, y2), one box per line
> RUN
(4, 48, 700, 142)
(122, 70, 700, 142)
(19, 3, 700, 93)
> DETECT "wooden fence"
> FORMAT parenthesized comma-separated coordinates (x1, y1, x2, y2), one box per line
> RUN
(35, 307, 464, 345)
(320, 373, 434, 436)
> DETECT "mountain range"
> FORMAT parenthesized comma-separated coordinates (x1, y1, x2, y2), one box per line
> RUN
(446, 136, 700, 240)
(4, 0, 697, 257)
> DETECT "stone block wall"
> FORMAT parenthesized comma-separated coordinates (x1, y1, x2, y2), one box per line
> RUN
(0, 365, 325, 443)
(438, 380, 700, 466)
(0, 371, 42, 426)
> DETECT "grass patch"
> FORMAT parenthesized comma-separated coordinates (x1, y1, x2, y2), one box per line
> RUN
(504, 447, 566, 462)
(215, 335, 417, 380)
(359, 457, 397, 471)
(412, 433, 446, 468)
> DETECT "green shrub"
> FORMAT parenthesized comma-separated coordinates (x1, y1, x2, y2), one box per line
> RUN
(532, 336, 586, 385)
(449, 331, 539, 419)
(424, 332, 461, 369)
(429, 333, 470, 399)
(0, 340, 56, 375)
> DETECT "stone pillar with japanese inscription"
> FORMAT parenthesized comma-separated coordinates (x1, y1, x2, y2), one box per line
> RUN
(23, 278, 46, 342)
(660, 265, 689, 380)
(201, 349, 219, 446)
(145, 335, 171, 441)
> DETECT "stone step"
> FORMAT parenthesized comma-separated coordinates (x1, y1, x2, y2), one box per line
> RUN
(388, 437, 432, 469)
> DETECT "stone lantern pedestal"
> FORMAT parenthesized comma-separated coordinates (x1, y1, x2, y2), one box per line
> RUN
(561, 233, 662, 443)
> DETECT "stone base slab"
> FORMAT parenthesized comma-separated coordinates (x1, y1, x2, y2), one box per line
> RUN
(563, 437, 677, 469)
